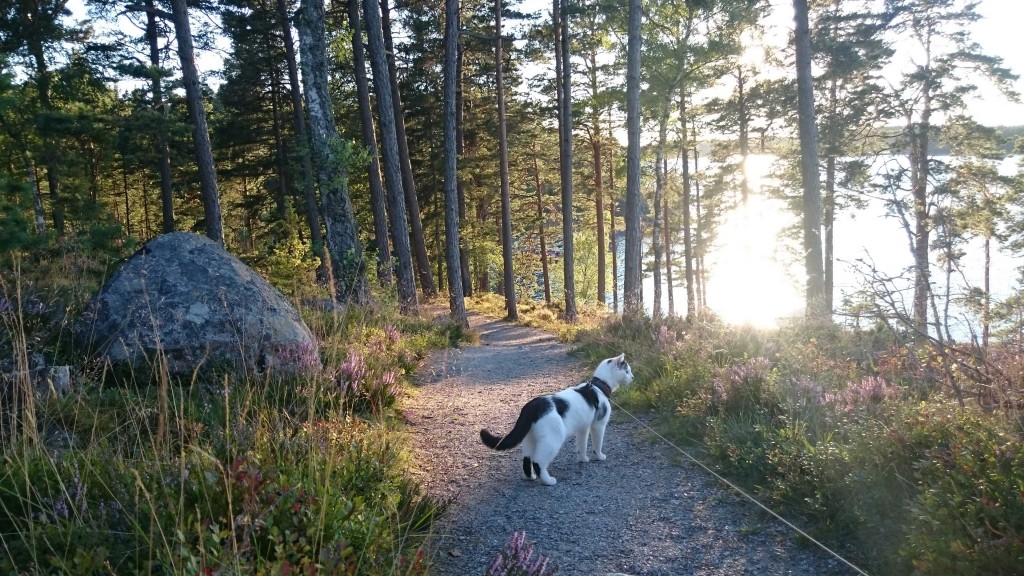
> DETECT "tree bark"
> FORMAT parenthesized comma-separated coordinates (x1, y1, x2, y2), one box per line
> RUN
(554, 0, 577, 322)
(145, 0, 175, 234)
(983, 235, 990, 348)
(736, 66, 751, 206)
(664, 182, 673, 318)
(680, 94, 695, 321)
(534, 149, 552, 305)
(793, 0, 825, 317)
(269, 65, 289, 221)
(23, 153, 46, 233)
(363, 0, 418, 311)
(911, 113, 932, 337)
(609, 108, 617, 313)
(456, 25, 473, 296)
(652, 106, 668, 319)
(623, 0, 643, 316)
(823, 72, 838, 316)
(589, 50, 606, 305)
(346, 0, 392, 285)
(277, 0, 324, 260)
(693, 135, 706, 310)
(28, 36, 63, 235)
(296, 0, 372, 304)
(442, 0, 468, 327)
(495, 0, 518, 320)
(169, 0, 223, 245)
(380, 0, 436, 295)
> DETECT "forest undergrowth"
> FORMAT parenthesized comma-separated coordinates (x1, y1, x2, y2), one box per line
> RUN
(567, 312, 1024, 576)
(0, 244, 468, 575)
(4, 237, 1024, 575)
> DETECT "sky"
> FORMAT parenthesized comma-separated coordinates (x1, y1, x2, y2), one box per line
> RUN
(962, 0, 1024, 125)
(65, 0, 1024, 127)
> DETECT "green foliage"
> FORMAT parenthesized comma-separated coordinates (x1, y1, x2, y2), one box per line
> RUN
(0, 176, 45, 254)
(573, 314, 1024, 575)
(0, 282, 462, 574)
(904, 407, 1024, 575)
(263, 227, 320, 298)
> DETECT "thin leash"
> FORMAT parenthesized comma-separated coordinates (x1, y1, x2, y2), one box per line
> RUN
(610, 398, 871, 576)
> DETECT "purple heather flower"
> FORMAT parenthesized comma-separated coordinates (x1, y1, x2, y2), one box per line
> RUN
(656, 325, 677, 348)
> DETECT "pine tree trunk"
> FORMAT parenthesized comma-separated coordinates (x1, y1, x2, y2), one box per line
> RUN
(910, 113, 931, 337)
(23, 153, 46, 234)
(680, 95, 695, 321)
(823, 74, 838, 315)
(170, 0, 223, 245)
(270, 66, 289, 221)
(692, 127, 706, 311)
(296, 0, 372, 305)
(664, 187, 673, 317)
(380, 0, 436, 296)
(456, 29, 473, 297)
(277, 0, 324, 260)
(346, 0, 393, 285)
(145, 0, 175, 234)
(554, 0, 577, 322)
(28, 38, 63, 235)
(824, 153, 835, 315)
(476, 196, 490, 292)
(442, 0, 468, 327)
(983, 235, 991, 348)
(652, 107, 668, 319)
(609, 110, 618, 313)
(623, 0, 643, 316)
(589, 50, 605, 305)
(534, 150, 552, 305)
(496, 0, 518, 320)
(362, 0, 418, 311)
(793, 0, 825, 317)
(736, 67, 751, 206)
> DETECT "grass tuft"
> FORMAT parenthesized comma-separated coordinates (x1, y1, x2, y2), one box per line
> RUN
(1, 261, 463, 575)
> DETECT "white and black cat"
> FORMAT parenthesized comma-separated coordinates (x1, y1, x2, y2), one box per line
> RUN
(480, 354, 634, 486)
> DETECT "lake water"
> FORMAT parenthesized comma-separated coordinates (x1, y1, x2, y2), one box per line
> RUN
(619, 155, 1022, 340)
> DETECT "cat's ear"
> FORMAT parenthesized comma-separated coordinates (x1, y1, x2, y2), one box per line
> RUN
(615, 353, 625, 364)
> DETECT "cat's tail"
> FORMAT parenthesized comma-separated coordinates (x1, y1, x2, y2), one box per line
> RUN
(480, 427, 523, 450)
(480, 396, 547, 450)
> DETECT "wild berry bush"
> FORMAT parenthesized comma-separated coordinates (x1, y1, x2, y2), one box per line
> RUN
(1, 282, 455, 574)
(575, 316, 1024, 576)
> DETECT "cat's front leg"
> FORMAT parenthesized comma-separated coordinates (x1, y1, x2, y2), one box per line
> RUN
(591, 422, 607, 461)
(575, 429, 590, 462)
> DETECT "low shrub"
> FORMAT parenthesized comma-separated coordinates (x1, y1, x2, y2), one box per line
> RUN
(573, 315, 1024, 576)
(485, 531, 558, 576)
(0, 291, 457, 575)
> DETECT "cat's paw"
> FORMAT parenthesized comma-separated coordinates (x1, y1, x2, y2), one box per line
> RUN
(596, 452, 607, 461)
(577, 455, 590, 463)
(540, 476, 557, 486)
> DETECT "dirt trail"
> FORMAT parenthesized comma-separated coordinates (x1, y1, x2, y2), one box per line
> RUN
(403, 313, 852, 576)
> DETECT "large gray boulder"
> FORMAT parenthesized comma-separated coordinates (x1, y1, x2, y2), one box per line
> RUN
(79, 232, 320, 376)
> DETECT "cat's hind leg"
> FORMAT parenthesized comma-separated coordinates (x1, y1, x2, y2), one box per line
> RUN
(531, 441, 560, 486)
(521, 437, 538, 480)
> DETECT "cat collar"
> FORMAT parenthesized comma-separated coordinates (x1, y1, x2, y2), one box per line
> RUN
(590, 376, 612, 397)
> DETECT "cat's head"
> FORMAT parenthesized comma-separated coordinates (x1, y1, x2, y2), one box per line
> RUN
(595, 353, 634, 390)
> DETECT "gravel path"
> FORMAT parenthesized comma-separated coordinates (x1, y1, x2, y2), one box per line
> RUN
(403, 313, 856, 576)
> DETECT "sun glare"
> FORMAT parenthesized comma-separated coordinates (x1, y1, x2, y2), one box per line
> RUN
(706, 156, 804, 328)
(742, 153, 775, 192)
